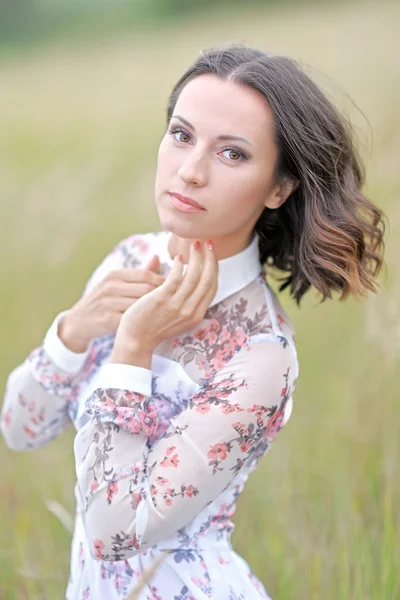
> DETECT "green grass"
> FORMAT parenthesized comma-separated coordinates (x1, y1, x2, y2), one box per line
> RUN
(1, 0, 399, 598)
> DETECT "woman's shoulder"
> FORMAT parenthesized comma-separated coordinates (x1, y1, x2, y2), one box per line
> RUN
(268, 285, 296, 340)
(105, 231, 168, 268)
(85, 230, 167, 292)
(112, 229, 168, 262)
(226, 276, 296, 344)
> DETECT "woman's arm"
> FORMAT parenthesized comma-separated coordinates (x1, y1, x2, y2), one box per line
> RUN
(1, 233, 162, 452)
(75, 336, 297, 561)
(0, 312, 93, 451)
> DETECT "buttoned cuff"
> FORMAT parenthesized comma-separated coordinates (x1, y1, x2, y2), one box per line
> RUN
(43, 311, 92, 374)
(92, 363, 152, 397)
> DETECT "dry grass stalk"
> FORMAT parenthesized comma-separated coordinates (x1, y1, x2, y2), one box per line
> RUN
(125, 551, 170, 600)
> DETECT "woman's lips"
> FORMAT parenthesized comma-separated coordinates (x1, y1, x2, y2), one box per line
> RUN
(168, 193, 206, 213)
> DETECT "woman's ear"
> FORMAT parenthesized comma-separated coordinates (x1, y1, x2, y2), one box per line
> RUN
(264, 179, 299, 209)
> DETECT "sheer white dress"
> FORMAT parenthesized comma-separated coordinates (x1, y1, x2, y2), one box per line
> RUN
(1, 230, 299, 600)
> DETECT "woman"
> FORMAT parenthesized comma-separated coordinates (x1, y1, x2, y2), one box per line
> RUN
(1, 44, 385, 599)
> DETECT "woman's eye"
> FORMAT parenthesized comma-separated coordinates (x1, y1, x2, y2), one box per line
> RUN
(168, 127, 191, 144)
(220, 147, 248, 162)
(167, 126, 248, 162)
(222, 149, 243, 161)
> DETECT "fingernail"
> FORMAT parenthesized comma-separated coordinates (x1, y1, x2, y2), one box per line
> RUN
(207, 240, 213, 250)
(194, 240, 201, 250)
(177, 254, 183, 261)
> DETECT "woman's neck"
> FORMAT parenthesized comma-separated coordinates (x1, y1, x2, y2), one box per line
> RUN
(167, 230, 255, 264)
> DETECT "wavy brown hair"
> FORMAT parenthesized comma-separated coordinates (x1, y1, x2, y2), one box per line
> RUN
(166, 43, 386, 305)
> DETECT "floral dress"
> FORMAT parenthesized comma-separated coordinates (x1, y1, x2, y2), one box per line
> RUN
(1, 229, 299, 600)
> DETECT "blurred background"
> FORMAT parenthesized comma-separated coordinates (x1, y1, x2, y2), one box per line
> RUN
(0, 0, 399, 598)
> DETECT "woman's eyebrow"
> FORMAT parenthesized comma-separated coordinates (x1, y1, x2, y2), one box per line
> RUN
(172, 114, 254, 146)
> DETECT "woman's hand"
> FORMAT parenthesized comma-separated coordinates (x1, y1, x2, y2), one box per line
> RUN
(110, 240, 218, 366)
(58, 255, 166, 353)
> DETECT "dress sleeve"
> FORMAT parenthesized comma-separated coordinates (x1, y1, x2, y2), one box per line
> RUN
(0, 235, 138, 452)
(74, 336, 297, 561)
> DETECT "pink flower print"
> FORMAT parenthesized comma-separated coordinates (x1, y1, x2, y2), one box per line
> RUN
(131, 491, 141, 510)
(127, 533, 140, 549)
(281, 386, 288, 397)
(131, 461, 145, 474)
(23, 425, 37, 439)
(106, 481, 118, 504)
(240, 441, 252, 453)
(247, 404, 268, 418)
(160, 453, 179, 468)
(123, 391, 144, 404)
(166, 487, 174, 496)
(232, 422, 247, 435)
(82, 587, 90, 599)
(104, 397, 117, 411)
(207, 442, 229, 461)
(191, 576, 207, 588)
(93, 539, 105, 559)
(90, 480, 99, 493)
(277, 313, 286, 326)
(264, 410, 284, 439)
(134, 237, 150, 255)
(115, 410, 142, 434)
(221, 404, 237, 414)
(213, 342, 236, 369)
(185, 485, 197, 498)
(139, 406, 158, 437)
(220, 328, 231, 344)
(247, 569, 265, 592)
(156, 477, 169, 486)
(160, 446, 179, 468)
(3, 411, 11, 426)
(196, 403, 211, 414)
(232, 328, 247, 347)
(207, 331, 218, 345)
(149, 585, 162, 600)
(208, 318, 221, 332)
(191, 389, 208, 404)
(194, 327, 208, 341)
(164, 497, 172, 506)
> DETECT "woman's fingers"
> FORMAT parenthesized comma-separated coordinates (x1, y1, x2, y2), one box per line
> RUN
(190, 242, 219, 311)
(172, 241, 203, 304)
(161, 254, 185, 295)
(160, 239, 218, 319)
(103, 281, 160, 299)
(106, 268, 165, 288)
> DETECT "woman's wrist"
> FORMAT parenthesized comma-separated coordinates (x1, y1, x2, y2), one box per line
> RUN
(58, 314, 91, 354)
(110, 337, 154, 369)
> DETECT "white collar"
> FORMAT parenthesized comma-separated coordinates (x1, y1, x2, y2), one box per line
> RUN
(157, 230, 262, 307)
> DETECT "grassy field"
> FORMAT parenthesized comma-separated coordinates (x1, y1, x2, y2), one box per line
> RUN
(0, 1, 399, 598)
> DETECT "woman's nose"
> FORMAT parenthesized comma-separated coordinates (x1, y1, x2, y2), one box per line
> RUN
(177, 151, 208, 186)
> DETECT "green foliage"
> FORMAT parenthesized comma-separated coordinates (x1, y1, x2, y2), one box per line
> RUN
(0, 0, 303, 46)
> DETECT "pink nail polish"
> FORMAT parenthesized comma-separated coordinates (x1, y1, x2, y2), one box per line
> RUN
(194, 241, 201, 250)
(207, 240, 213, 250)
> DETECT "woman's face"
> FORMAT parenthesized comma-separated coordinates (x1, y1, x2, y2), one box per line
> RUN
(154, 73, 281, 247)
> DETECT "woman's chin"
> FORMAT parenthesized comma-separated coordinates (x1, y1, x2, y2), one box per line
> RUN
(157, 210, 205, 238)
